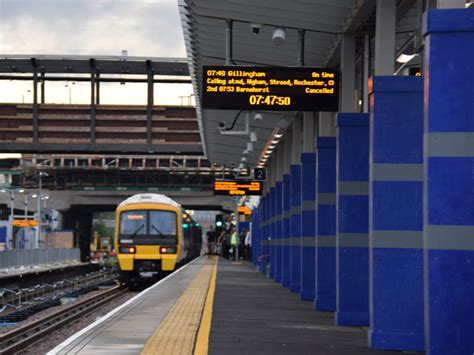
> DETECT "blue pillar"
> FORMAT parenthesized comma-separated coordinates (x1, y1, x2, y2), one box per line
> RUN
(289, 164, 301, 293)
(314, 137, 337, 311)
(300, 152, 317, 301)
(252, 205, 260, 268)
(424, 9, 474, 355)
(260, 194, 268, 274)
(335, 113, 369, 326)
(281, 174, 291, 288)
(274, 181, 283, 282)
(269, 187, 276, 278)
(368, 76, 424, 351)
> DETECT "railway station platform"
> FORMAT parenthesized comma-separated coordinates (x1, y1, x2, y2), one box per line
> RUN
(49, 256, 411, 355)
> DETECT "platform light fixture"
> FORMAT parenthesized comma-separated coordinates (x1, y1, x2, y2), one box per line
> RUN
(396, 53, 418, 64)
(250, 131, 258, 142)
(272, 27, 286, 45)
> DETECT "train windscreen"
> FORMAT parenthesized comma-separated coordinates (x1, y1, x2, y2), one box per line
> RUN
(119, 210, 177, 244)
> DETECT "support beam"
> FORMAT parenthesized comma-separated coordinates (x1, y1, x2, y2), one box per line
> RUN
(340, 32, 356, 112)
(300, 120, 316, 300)
(302, 114, 314, 153)
(146, 60, 154, 145)
(284, 133, 292, 175)
(374, 0, 396, 75)
(368, 76, 424, 350)
(281, 134, 292, 288)
(40, 72, 45, 104)
(423, 9, 474, 354)
(32, 59, 39, 144)
(225, 20, 233, 65)
(292, 116, 302, 163)
(90, 59, 96, 144)
(362, 34, 370, 113)
(319, 112, 336, 137)
(335, 113, 370, 326)
(96, 73, 100, 104)
(314, 136, 337, 311)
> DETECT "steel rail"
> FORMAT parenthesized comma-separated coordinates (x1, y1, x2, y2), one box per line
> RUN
(0, 285, 127, 354)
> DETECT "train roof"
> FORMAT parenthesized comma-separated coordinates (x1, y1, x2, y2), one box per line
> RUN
(117, 193, 181, 209)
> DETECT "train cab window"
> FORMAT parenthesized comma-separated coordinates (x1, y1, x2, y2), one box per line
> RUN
(149, 211, 177, 237)
(120, 211, 147, 236)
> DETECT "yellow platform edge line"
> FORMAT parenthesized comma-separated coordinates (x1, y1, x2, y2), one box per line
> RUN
(140, 258, 216, 355)
(194, 256, 218, 355)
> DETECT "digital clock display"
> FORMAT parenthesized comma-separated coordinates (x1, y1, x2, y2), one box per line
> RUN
(202, 66, 339, 111)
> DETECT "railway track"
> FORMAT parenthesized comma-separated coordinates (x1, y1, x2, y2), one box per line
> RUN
(0, 285, 128, 355)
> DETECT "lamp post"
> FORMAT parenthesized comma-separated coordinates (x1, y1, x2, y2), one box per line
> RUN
(35, 171, 48, 249)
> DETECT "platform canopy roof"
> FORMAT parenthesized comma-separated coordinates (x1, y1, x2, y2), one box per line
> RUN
(179, 0, 419, 168)
(0, 55, 190, 76)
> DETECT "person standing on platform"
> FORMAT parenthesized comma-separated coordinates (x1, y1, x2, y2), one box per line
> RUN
(238, 228, 247, 260)
(244, 228, 252, 261)
(230, 227, 238, 260)
(219, 227, 231, 259)
(206, 225, 218, 258)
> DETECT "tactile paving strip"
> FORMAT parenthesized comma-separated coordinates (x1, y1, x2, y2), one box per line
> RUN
(141, 257, 217, 355)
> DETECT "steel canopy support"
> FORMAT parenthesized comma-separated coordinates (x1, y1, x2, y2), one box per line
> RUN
(340, 32, 356, 112)
(363, 34, 370, 113)
(292, 116, 302, 164)
(225, 20, 233, 65)
(40, 72, 45, 104)
(297, 30, 305, 67)
(32, 58, 39, 144)
(146, 60, 154, 145)
(90, 59, 96, 144)
(374, 0, 396, 75)
(96, 73, 100, 104)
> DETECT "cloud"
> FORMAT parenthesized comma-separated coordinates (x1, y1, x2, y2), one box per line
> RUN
(0, 0, 191, 105)
(0, 0, 185, 56)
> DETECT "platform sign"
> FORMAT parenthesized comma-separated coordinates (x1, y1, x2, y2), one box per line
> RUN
(238, 206, 252, 215)
(202, 66, 339, 111)
(253, 168, 267, 181)
(213, 180, 263, 196)
(12, 219, 38, 228)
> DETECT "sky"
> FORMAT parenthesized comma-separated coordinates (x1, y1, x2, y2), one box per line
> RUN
(0, 0, 194, 105)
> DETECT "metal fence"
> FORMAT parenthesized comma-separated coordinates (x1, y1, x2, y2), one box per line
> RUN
(0, 248, 80, 269)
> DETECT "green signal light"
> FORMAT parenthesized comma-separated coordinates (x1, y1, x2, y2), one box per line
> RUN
(182, 223, 189, 228)
(216, 221, 223, 227)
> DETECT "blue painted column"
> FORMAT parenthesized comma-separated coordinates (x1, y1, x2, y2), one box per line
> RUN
(424, 9, 474, 355)
(289, 164, 302, 293)
(335, 113, 369, 326)
(300, 152, 317, 301)
(260, 194, 268, 274)
(252, 204, 260, 268)
(281, 174, 291, 288)
(314, 137, 337, 311)
(269, 187, 276, 278)
(368, 76, 424, 351)
(274, 181, 283, 282)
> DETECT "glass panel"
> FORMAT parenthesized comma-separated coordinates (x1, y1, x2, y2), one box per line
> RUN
(120, 210, 147, 236)
(149, 211, 177, 236)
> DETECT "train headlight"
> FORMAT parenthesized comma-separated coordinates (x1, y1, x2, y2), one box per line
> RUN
(119, 246, 136, 254)
(160, 247, 177, 254)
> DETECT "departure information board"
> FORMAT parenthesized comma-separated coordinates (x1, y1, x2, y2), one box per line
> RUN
(202, 66, 339, 111)
(213, 180, 263, 196)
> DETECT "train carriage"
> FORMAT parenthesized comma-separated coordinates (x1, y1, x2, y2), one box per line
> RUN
(114, 193, 202, 282)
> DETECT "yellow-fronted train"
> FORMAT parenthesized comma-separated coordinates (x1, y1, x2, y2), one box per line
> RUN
(115, 194, 202, 284)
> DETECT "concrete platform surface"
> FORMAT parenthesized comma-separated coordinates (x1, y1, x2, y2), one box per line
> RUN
(209, 259, 406, 355)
